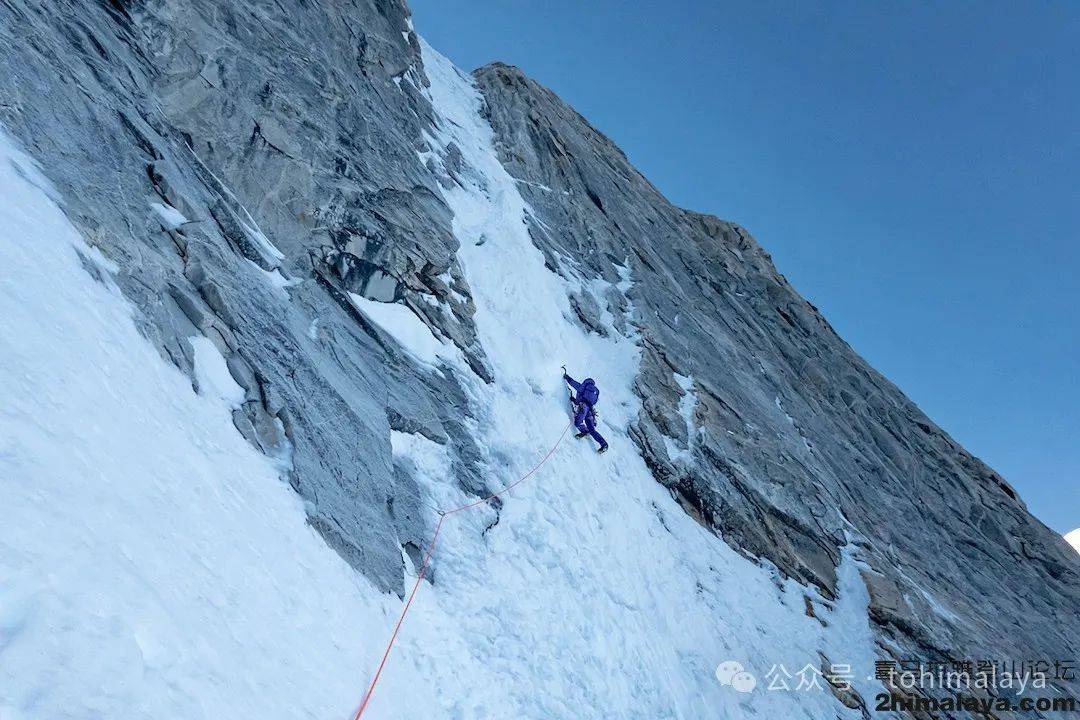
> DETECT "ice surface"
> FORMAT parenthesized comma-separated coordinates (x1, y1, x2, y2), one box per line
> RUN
(664, 372, 699, 463)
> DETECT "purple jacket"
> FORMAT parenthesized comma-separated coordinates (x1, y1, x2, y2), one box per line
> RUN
(564, 374, 600, 407)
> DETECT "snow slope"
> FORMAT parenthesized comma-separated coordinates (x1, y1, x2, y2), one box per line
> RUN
(0, 131, 425, 719)
(343, 42, 885, 719)
(1, 38, 883, 719)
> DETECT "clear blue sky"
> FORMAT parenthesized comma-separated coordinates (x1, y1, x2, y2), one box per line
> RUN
(411, 0, 1079, 534)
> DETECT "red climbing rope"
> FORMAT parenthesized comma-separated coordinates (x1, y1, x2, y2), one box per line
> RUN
(351, 419, 575, 719)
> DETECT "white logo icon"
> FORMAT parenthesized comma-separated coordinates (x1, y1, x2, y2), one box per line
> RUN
(716, 660, 757, 693)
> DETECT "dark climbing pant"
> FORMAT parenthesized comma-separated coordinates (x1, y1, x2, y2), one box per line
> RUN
(574, 403, 608, 449)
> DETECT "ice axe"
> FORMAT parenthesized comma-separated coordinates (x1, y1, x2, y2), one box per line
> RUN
(561, 364, 575, 406)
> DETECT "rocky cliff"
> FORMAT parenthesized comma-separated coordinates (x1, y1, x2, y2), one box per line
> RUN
(473, 61, 1080, 691)
(1, 1, 1076, 717)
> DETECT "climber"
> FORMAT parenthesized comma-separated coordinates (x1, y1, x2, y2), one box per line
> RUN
(562, 366, 609, 454)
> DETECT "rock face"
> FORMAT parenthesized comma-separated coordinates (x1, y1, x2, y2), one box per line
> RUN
(1, 0, 1076, 711)
(472, 61, 1079, 694)
(0, 0, 489, 595)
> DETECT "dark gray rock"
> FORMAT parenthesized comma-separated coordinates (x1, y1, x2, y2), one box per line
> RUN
(0, 0, 493, 596)
(473, 60, 1080, 705)
(1, 2, 1075, 711)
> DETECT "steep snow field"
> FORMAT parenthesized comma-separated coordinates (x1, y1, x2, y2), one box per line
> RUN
(0, 132, 413, 719)
(347, 42, 884, 719)
(1, 39, 881, 720)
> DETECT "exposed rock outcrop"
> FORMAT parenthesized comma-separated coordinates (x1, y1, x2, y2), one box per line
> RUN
(0, 1, 1075, 713)
(473, 59, 1080, 703)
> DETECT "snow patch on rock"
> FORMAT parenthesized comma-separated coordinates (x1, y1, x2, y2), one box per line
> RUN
(1065, 529, 1080, 555)
(150, 200, 188, 230)
(190, 335, 246, 407)
(350, 292, 457, 368)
